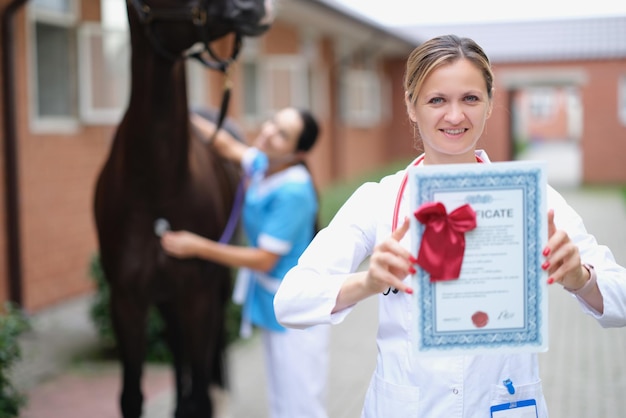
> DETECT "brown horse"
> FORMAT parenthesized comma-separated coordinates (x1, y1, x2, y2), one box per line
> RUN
(93, 1, 273, 417)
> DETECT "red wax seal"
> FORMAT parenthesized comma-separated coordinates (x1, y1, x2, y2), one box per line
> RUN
(471, 311, 489, 328)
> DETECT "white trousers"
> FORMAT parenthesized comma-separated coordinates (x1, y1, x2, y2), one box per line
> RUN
(261, 325, 330, 418)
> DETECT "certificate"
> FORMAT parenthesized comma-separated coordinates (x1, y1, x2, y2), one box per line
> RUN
(408, 160, 548, 355)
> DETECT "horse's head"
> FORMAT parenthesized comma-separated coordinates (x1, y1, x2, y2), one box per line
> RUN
(128, 0, 275, 62)
(209, 0, 275, 38)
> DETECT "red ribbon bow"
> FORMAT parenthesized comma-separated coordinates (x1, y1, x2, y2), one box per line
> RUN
(414, 202, 477, 282)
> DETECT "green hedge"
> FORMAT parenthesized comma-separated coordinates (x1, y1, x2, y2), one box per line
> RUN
(319, 159, 411, 227)
(88, 254, 241, 362)
(88, 159, 410, 360)
(0, 303, 30, 418)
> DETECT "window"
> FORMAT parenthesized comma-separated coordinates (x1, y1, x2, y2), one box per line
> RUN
(528, 88, 555, 119)
(242, 60, 261, 118)
(342, 69, 382, 127)
(79, 0, 209, 124)
(76, 0, 131, 124)
(241, 55, 311, 122)
(33, 0, 73, 13)
(30, 0, 79, 131)
(78, 23, 129, 124)
(619, 75, 626, 126)
(187, 58, 210, 111)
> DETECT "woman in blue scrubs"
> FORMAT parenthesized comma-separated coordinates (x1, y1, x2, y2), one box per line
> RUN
(161, 107, 329, 418)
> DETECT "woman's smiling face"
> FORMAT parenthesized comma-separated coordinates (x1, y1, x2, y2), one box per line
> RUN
(253, 107, 304, 165)
(406, 58, 493, 164)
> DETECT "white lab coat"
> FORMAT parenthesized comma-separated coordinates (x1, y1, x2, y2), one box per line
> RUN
(274, 151, 626, 418)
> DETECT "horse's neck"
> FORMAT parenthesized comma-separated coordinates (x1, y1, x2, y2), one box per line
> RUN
(122, 49, 191, 174)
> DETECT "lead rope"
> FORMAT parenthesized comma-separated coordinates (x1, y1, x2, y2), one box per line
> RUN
(218, 176, 245, 244)
(207, 65, 234, 144)
(154, 175, 245, 244)
(212, 64, 243, 243)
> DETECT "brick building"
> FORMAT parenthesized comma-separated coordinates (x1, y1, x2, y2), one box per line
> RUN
(403, 17, 626, 185)
(1, 1, 625, 312)
(0, 0, 415, 311)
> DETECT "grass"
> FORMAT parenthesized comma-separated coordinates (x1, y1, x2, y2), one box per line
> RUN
(318, 159, 412, 228)
(318, 161, 626, 228)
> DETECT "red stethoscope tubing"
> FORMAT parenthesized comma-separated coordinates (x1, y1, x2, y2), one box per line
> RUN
(391, 154, 484, 231)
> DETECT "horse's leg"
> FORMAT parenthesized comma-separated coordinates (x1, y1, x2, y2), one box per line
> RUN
(186, 302, 215, 418)
(203, 299, 230, 418)
(110, 288, 149, 418)
(152, 304, 212, 418)
(156, 301, 187, 416)
(185, 268, 230, 418)
(157, 297, 212, 418)
(167, 294, 212, 418)
(171, 281, 227, 417)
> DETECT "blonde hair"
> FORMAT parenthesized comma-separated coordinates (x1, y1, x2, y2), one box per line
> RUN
(404, 35, 494, 104)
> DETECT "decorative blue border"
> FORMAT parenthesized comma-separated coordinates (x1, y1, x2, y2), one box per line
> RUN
(412, 167, 544, 352)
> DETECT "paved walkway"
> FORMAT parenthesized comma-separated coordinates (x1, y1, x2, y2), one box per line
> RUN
(12, 186, 626, 418)
(14, 292, 378, 418)
(538, 187, 626, 418)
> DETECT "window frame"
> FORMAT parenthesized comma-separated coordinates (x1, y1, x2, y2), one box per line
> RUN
(77, 22, 130, 125)
(28, 0, 81, 133)
(240, 54, 311, 124)
(341, 67, 382, 127)
(528, 87, 556, 119)
(619, 75, 626, 127)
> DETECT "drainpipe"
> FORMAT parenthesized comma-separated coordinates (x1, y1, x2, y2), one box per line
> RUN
(1, 0, 30, 307)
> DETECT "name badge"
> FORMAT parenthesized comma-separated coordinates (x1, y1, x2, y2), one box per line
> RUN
(490, 399, 538, 417)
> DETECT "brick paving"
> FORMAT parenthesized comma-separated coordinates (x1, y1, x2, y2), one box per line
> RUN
(12, 186, 626, 418)
(538, 187, 626, 418)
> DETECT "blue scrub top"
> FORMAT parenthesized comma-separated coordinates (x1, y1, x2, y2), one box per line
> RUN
(241, 150, 317, 331)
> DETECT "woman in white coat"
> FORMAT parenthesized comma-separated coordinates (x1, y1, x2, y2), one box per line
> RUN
(274, 35, 626, 418)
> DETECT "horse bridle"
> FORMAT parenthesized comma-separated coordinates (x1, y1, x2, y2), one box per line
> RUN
(128, 0, 244, 140)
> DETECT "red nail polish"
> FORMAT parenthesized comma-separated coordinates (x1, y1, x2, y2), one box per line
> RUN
(409, 255, 418, 264)
(542, 247, 551, 256)
(547, 277, 554, 285)
(405, 288, 414, 295)
(541, 261, 550, 270)
(409, 266, 417, 275)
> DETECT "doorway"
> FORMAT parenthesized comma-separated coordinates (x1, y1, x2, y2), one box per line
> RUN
(512, 85, 583, 187)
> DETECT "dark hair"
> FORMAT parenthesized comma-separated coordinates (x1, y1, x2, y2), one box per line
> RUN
(291, 108, 321, 233)
(295, 109, 320, 152)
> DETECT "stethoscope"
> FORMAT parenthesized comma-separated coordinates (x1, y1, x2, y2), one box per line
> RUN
(391, 154, 484, 231)
(384, 154, 426, 295)
(385, 153, 484, 296)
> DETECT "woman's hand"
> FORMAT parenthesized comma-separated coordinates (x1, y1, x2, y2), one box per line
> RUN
(190, 112, 218, 143)
(366, 217, 416, 295)
(333, 217, 416, 313)
(161, 230, 205, 259)
(543, 209, 588, 289)
(544, 209, 603, 313)
(191, 112, 248, 163)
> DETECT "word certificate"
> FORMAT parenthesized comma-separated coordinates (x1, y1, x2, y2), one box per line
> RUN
(408, 160, 548, 355)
